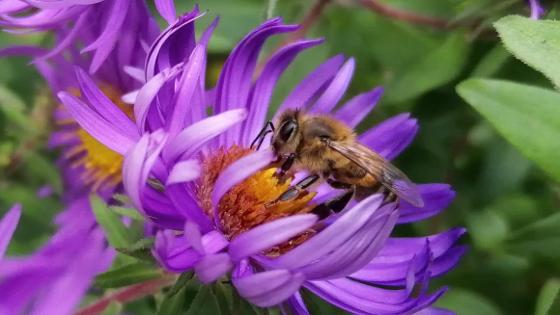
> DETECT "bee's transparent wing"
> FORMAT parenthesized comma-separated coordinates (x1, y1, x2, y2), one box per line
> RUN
(325, 140, 424, 207)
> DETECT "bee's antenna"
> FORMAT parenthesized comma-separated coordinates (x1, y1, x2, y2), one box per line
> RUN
(250, 121, 275, 149)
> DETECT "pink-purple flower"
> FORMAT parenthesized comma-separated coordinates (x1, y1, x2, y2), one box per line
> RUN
(58, 5, 466, 314)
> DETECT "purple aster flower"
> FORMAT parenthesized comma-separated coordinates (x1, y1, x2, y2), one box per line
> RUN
(0, 198, 114, 315)
(0, 0, 161, 73)
(528, 0, 545, 19)
(58, 5, 466, 314)
(0, 0, 158, 198)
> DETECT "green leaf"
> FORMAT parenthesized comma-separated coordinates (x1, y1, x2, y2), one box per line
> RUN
(110, 206, 145, 221)
(116, 237, 155, 262)
(185, 285, 221, 315)
(507, 212, 560, 259)
(101, 302, 122, 315)
(467, 209, 509, 250)
(94, 262, 162, 289)
(90, 195, 132, 248)
(494, 15, 560, 88)
(231, 290, 259, 315)
(436, 288, 503, 315)
(536, 279, 560, 315)
(158, 275, 198, 315)
(212, 281, 233, 315)
(471, 44, 510, 77)
(301, 289, 347, 315)
(457, 79, 560, 181)
(0, 85, 29, 131)
(387, 32, 469, 103)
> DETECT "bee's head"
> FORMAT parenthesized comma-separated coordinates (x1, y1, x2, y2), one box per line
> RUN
(272, 110, 301, 156)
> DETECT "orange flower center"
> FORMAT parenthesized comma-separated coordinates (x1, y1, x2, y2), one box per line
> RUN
(197, 146, 317, 255)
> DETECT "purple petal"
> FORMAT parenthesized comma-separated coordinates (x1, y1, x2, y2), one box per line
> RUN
(398, 184, 455, 224)
(335, 87, 383, 128)
(233, 269, 292, 298)
(153, 230, 200, 272)
(34, 10, 89, 62)
(146, 9, 201, 79)
(304, 280, 415, 314)
(211, 149, 274, 213)
(309, 58, 355, 113)
(0, 0, 28, 14)
(0, 204, 21, 259)
(351, 228, 466, 285)
(214, 19, 298, 146)
(123, 66, 145, 82)
(166, 159, 200, 185)
(155, 0, 176, 24)
(359, 113, 418, 160)
(167, 44, 206, 134)
(57, 92, 136, 155)
(242, 38, 324, 146)
(123, 132, 167, 212)
(529, 0, 545, 19)
(134, 65, 181, 131)
(74, 67, 138, 139)
(162, 108, 247, 162)
(237, 271, 306, 307)
(229, 214, 318, 261)
(269, 194, 384, 270)
(183, 221, 203, 254)
(28, 233, 106, 315)
(276, 55, 345, 115)
(85, 0, 131, 73)
(298, 207, 398, 280)
(280, 292, 310, 315)
(194, 253, 233, 283)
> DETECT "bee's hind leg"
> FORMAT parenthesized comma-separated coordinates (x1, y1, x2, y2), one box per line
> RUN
(326, 178, 352, 190)
(377, 186, 398, 206)
(312, 189, 354, 219)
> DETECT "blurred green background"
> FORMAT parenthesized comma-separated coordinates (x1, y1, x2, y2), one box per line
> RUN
(1, 1, 560, 314)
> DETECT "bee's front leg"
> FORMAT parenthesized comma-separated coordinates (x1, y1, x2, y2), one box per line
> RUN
(275, 153, 296, 182)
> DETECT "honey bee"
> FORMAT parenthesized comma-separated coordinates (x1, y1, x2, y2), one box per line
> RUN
(251, 109, 423, 216)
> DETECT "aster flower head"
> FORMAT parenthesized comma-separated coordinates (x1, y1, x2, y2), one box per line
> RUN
(0, 0, 160, 73)
(0, 201, 113, 315)
(0, 0, 160, 199)
(59, 6, 466, 314)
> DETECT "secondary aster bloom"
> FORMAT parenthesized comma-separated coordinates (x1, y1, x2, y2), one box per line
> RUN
(0, 0, 158, 198)
(59, 7, 465, 314)
(0, 0, 164, 73)
(0, 199, 114, 315)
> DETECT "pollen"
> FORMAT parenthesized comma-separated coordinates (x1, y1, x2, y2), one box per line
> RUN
(197, 146, 317, 255)
(64, 85, 133, 191)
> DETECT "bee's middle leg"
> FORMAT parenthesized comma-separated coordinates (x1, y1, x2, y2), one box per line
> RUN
(274, 174, 320, 202)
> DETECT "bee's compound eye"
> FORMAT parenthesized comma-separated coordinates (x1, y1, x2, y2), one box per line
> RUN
(279, 120, 297, 142)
